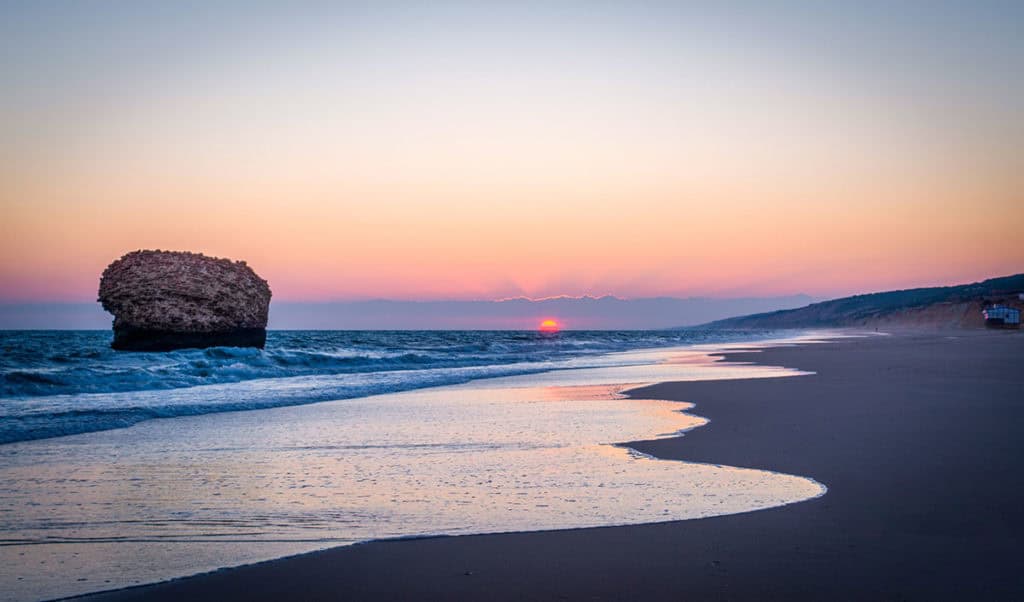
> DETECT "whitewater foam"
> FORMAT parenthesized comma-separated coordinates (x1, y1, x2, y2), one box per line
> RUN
(1, 329, 790, 443)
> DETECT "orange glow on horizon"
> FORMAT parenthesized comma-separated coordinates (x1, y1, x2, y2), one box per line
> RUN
(539, 319, 561, 333)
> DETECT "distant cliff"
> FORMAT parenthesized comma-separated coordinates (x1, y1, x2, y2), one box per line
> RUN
(702, 274, 1024, 330)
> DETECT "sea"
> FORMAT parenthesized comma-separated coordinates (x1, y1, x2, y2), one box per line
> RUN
(2, 329, 796, 445)
(0, 329, 827, 601)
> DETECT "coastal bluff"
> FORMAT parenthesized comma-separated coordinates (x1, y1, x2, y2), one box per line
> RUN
(98, 250, 271, 351)
(701, 273, 1024, 330)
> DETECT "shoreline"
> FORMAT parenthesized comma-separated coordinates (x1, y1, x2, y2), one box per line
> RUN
(77, 329, 1024, 600)
(13, 331, 818, 602)
(64, 363, 828, 601)
(1, 328, 802, 446)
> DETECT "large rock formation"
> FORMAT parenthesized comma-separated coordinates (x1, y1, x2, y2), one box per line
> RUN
(98, 250, 272, 351)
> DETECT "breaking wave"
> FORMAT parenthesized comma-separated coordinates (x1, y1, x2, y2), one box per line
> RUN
(1, 329, 781, 444)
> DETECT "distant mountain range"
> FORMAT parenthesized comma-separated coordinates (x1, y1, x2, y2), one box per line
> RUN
(702, 274, 1024, 330)
(268, 295, 815, 330)
(13, 274, 1023, 331)
(0, 294, 815, 330)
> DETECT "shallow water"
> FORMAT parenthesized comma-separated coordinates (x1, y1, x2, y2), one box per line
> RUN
(0, 341, 826, 601)
(0, 329, 790, 444)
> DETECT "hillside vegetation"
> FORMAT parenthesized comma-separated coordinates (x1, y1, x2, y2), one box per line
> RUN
(703, 274, 1024, 330)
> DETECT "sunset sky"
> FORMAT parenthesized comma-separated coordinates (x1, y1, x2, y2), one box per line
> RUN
(2, 1, 1021, 303)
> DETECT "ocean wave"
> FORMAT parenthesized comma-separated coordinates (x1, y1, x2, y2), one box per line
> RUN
(0, 361, 568, 444)
(1, 330, 770, 399)
(0, 329, 785, 444)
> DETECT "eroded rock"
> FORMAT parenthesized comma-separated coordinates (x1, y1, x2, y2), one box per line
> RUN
(98, 250, 271, 351)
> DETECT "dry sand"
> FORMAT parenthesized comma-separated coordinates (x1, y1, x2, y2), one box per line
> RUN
(81, 330, 1024, 601)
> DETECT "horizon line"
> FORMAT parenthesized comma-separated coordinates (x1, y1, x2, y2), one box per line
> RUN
(0, 293, 819, 306)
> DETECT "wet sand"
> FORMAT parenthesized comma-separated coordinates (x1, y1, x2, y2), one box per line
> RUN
(82, 331, 1024, 601)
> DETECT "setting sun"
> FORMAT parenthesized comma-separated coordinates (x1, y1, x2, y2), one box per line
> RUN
(539, 319, 560, 333)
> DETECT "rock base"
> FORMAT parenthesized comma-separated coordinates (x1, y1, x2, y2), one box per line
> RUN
(111, 327, 267, 351)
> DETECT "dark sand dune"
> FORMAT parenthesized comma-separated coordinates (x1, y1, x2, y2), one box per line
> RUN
(83, 331, 1024, 601)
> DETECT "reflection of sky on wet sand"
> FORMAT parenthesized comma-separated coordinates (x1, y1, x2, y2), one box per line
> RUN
(0, 343, 824, 601)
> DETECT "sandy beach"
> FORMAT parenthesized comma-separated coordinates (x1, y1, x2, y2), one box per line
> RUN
(77, 330, 1023, 601)
(6, 3, 1022, 600)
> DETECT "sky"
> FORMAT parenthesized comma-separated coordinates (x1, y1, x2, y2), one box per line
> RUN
(2, 1, 1022, 304)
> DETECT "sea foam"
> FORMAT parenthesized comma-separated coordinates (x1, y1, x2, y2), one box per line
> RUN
(0, 329, 787, 443)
